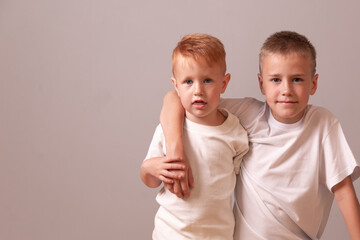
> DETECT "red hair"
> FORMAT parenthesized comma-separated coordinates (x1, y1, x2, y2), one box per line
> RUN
(172, 33, 226, 75)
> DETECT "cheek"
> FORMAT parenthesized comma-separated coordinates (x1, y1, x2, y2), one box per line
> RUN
(298, 88, 310, 98)
(208, 88, 221, 99)
(301, 92, 310, 102)
(261, 83, 273, 95)
(264, 88, 276, 98)
(179, 91, 192, 104)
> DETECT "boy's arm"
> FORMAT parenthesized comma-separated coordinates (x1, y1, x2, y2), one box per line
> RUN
(160, 91, 186, 162)
(332, 176, 360, 239)
(140, 156, 186, 188)
(160, 91, 194, 198)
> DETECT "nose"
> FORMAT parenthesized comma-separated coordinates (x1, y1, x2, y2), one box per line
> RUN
(281, 80, 292, 95)
(194, 82, 203, 96)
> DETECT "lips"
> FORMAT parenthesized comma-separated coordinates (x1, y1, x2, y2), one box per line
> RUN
(192, 100, 207, 109)
(277, 100, 298, 104)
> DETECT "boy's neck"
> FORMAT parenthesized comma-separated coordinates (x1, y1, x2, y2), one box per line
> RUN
(185, 109, 227, 126)
(268, 109, 304, 128)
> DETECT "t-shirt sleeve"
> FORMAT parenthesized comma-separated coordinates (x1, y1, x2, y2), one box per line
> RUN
(322, 121, 360, 190)
(233, 139, 249, 175)
(144, 124, 166, 161)
(219, 98, 247, 118)
(232, 122, 250, 175)
(219, 97, 265, 129)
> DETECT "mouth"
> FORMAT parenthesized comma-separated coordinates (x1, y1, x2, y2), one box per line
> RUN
(277, 100, 298, 104)
(192, 100, 207, 109)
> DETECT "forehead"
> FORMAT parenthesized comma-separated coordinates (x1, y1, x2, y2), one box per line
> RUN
(261, 52, 313, 73)
(173, 55, 226, 80)
(173, 55, 210, 72)
(174, 54, 208, 66)
(173, 53, 226, 74)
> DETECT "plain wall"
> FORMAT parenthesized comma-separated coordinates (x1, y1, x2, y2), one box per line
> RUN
(1, 0, 359, 239)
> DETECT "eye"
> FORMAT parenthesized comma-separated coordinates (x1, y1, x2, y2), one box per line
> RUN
(293, 78, 302, 82)
(185, 79, 193, 84)
(204, 78, 212, 83)
(271, 78, 281, 83)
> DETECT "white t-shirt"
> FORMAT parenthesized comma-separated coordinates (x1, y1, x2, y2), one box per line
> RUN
(145, 109, 249, 240)
(219, 98, 360, 240)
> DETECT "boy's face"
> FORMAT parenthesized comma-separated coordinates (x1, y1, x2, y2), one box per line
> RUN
(258, 53, 318, 124)
(172, 55, 230, 125)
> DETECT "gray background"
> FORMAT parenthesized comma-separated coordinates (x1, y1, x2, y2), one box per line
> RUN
(1, 0, 359, 239)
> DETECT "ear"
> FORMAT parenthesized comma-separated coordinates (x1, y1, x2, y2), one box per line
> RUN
(171, 77, 180, 96)
(310, 74, 318, 95)
(258, 73, 266, 95)
(221, 73, 231, 94)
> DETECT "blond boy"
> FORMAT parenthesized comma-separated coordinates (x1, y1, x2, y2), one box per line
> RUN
(140, 33, 249, 239)
(159, 31, 360, 239)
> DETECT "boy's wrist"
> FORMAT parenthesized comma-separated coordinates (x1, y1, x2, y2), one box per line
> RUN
(166, 137, 185, 160)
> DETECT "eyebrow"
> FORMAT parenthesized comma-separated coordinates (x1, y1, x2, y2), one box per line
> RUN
(266, 73, 306, 77)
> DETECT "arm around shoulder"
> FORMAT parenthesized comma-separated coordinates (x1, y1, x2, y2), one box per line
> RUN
(160, 91, 185, 156)
(159, 90, 194, 197)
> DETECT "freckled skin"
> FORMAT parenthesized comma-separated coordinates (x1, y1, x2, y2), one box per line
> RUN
(171, 55, 230, 126)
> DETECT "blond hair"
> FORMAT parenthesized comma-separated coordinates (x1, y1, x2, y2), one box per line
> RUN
(259, 31, 317, 75)
(172, 33, 226, 75)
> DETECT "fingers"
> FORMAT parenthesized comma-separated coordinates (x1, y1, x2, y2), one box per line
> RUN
(188, 166, 195, 189)
(163, 156, 184, 163)
(173, 180, 184, 198)
(162, 169, 184, 180)
(158, 156, 193, 199)
(165, 163, 186, 170)
(159, 175, 174, 184)
(180, 177, 190, 198)
(164, 183, 174, 193)
(159, 169, 184, 182)
(165, 163, 192, 198)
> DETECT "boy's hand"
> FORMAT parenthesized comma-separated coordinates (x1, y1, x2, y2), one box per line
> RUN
(152, 156, 186, 183)
(140, 156, 186, 188)
(164, 156, 194, 198)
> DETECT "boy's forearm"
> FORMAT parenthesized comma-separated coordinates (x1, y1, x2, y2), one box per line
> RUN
(160, 91, 193, 198)
(333, 176, 360, 239)
(160, 91, 185, 157)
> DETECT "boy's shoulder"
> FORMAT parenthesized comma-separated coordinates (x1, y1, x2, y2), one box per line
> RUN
(306, 105, 339, 125)
(219, 97, 264, 115)
(150, 123, 165, 141)
(307, 105, 336, 116)
(220, 97, 263, 107)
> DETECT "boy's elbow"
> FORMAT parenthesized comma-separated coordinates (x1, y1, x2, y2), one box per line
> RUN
(332, 176, 357, 202)
(163, 90, 178, 103)
(140, 169, 161, 188)
(142, 175, 161, 188)
(146, 180, 161, 188)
